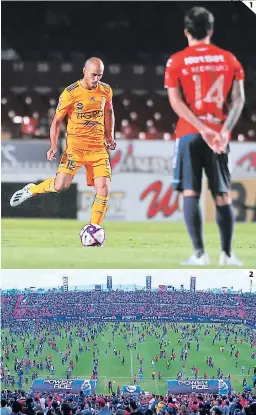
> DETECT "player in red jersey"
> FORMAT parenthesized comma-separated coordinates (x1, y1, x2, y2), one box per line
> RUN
(164, 7, 245, 266)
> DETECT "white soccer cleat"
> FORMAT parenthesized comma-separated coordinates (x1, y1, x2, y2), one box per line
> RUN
(219, 251, 243, 266)
(10, 183, 35, 207)
(180, 253, 210, 266)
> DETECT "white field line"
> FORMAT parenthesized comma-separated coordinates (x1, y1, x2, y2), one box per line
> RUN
(129, 336, 133, 379)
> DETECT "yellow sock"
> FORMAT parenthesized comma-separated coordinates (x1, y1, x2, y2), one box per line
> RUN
(29, 178, 57, 195)
(91, 194, 108, 225)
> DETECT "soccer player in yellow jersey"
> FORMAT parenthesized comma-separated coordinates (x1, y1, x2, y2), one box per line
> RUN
(10, 57, 116, 226)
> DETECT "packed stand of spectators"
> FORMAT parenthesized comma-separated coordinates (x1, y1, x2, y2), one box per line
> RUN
(1, 291, 255, 326)
(1, 295, 20, 325)
(1, 389, 256, 415)
(2, 2, 256, 141)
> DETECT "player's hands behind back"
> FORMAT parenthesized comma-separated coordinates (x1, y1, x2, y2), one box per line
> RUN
(199, 126, 226, 154)
(105, 137, 116, 150)
(219, 130, 229, 153)
(47, 147, 57, 160)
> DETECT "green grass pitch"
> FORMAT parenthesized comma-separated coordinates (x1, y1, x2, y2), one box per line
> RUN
(2, 219, 255, 269)
(2, 323, 254, 394)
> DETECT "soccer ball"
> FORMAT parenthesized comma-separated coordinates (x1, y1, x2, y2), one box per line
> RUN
(79, 224, 105, 247)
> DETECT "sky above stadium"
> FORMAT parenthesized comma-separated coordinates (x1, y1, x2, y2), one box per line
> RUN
(1, 269, 255, 292)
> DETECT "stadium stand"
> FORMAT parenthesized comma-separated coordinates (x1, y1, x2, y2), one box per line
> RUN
(2, 2, 256, 141)
(1, 291, 256, 326)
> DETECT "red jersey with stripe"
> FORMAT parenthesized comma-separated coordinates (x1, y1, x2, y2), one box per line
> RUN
(164, 43, 245, 138)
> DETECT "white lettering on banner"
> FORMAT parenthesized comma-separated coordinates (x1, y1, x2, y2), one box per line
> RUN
(109, 141, 256, 179)
(191, 384, 210, 390)
(102, 316, 116, 321)
(1, 144, 18, 166)
(184, 55, 224, 65)
(178, 380, 209, 388)
(79, 190, 126, 220)
(1, 141, 59, 171)
(44, 379, 72, 389)
(3, 140, 255, 179)
(77, 174, 183, 222)
(110, 142, 172, 174)
(2, 141, 256, 222)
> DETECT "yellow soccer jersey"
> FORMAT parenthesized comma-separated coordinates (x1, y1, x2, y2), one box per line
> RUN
(56, 80, 113, 150)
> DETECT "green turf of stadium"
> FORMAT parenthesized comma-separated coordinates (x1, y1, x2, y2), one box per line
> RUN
(2, 219, 255, 269)
(2, 324, 253, 394)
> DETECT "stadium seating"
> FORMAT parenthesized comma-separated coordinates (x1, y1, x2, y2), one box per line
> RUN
(2, 2, 256, 140)
(1, 291, 255, 326)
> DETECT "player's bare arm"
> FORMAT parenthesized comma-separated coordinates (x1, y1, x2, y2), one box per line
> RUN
(48, 113, 66, 161)
(104, 100, 116, 150)
(220, 79, 245, 147)
(167, 87, 222, 153)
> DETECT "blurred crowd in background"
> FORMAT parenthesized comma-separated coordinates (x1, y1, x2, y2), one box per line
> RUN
(1, 291, 256, 326)
(2, 2, 256, 142)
